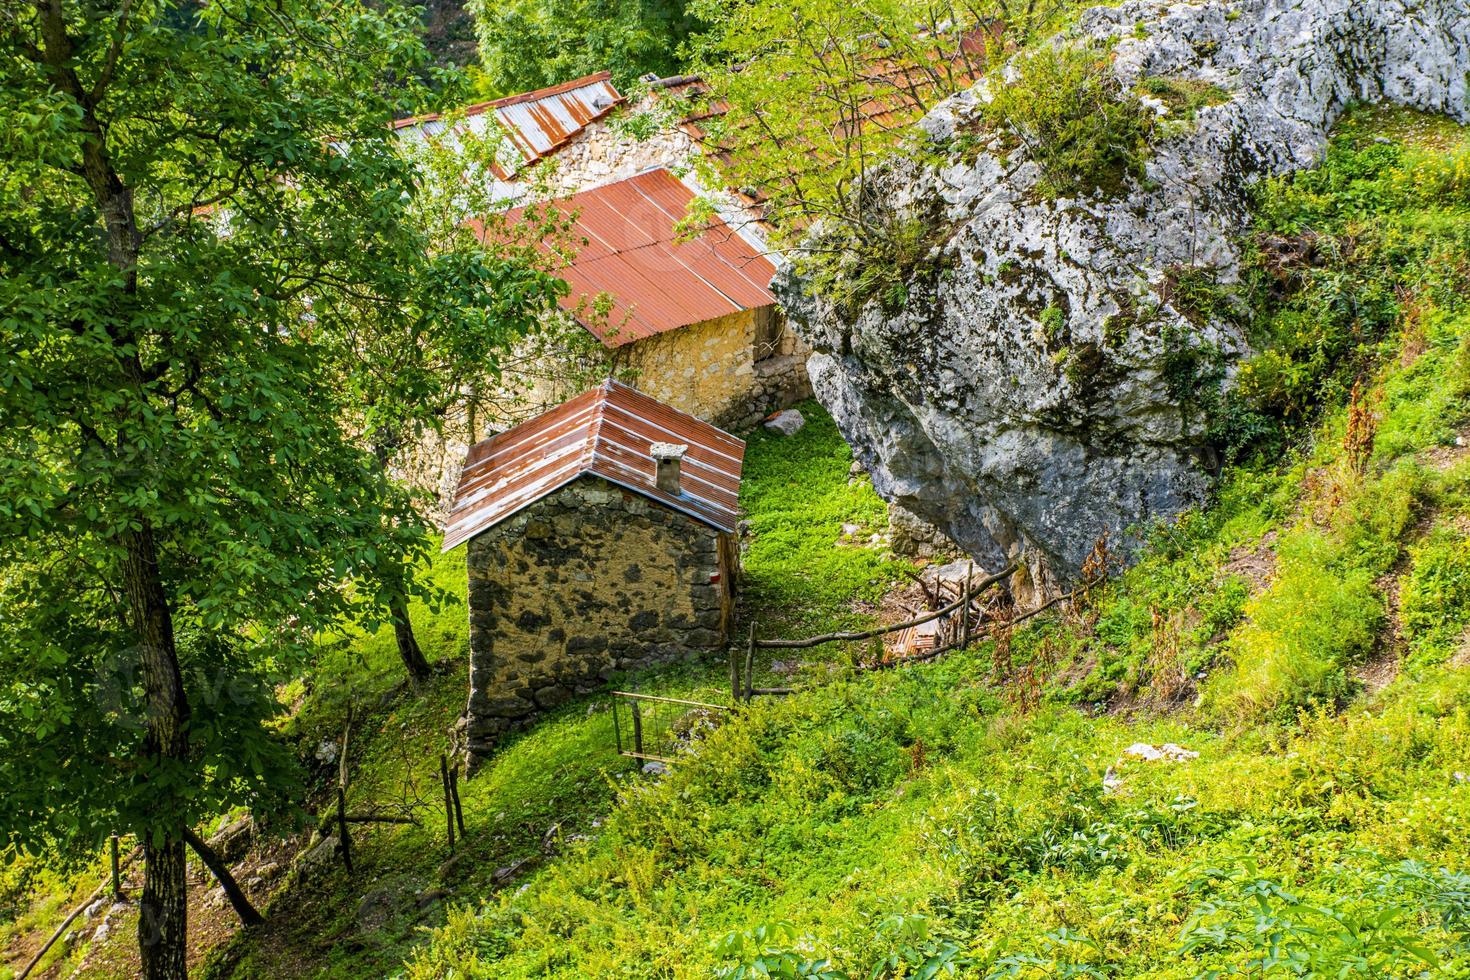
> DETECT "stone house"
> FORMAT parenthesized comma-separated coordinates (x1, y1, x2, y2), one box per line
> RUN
(487, 167, 809, 432)
(440, 379, 744, 763)
(393, 74, 809, 505)
(392, 71, 626, 204)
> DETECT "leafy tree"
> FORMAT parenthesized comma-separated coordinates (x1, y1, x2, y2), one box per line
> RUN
(680, 0, 1074, 306)
(334, 112, 565, 683)
(0, 1, 546, 975)
(683, 0, 999, 242)
(467, 0, 701, 95)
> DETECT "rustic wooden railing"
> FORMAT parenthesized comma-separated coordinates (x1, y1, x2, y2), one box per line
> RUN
(728, 561, 1020, 701)
(612, 691, 734, 765)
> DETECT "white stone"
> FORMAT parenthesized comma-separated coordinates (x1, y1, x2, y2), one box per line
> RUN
(763, 409, 806, 435)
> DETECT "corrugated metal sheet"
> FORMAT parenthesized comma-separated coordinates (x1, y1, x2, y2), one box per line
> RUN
(394, 72, 623, 168)
(442, 380, 745, 551)
(500, 168, 778, 347)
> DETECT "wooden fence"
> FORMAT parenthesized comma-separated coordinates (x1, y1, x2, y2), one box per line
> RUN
(728, 561, 1020, 701)
(611, 691, 733, 765)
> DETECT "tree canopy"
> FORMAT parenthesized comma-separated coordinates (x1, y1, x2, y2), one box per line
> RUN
(0, 1, 553, 975)
(467, 0, 701, 96)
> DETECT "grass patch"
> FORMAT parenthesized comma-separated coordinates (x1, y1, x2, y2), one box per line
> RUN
(1401, 528, 1470, 664)
(1136, 75, 1231, 120)
(739, 401, 907, 639)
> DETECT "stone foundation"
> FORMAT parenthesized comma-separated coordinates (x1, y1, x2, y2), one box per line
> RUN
(462, 475, 735, 764)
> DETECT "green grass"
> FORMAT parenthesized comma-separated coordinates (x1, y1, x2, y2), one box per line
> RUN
(739, 402, 907, 638)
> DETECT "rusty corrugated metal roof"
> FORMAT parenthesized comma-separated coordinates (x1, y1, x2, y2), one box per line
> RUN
(492, 168, 777, 347)
(393, 72, 623, 168)
(442, 379, 745, 550)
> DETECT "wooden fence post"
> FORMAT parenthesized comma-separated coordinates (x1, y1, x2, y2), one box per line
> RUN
(630, 699, 644, 758)
(336, 787, 353, 875)
(960, 562, 973, 649)
(450, 761, 466, 837)
(730, 646, 740, 702)
(109, 834, 122, 901)
(439, 754, 456, 853)
(744, 624, 756, 702)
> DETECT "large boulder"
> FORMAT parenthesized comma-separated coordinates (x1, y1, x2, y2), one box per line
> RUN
(779, 0, 1470, 582)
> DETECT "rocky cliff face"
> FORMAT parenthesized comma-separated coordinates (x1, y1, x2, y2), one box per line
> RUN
(779, 0, 1469, 587)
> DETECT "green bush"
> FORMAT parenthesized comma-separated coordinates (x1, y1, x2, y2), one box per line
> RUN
(983, 43, 1153, 197)
(1400, 531, 1470, 664)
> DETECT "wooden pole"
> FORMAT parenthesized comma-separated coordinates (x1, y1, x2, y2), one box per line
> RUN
(743, 624, 756, 702)
(630, 700, 644, 758)
(960, 561, 973, 649)
(109, 833, 122, 901)
(336, 787, 353, 875)
(757, 562, 1018, 650)
(450, 761, 466, 837)
(729, 645, 740, 702)
(439, 754, 456, 853)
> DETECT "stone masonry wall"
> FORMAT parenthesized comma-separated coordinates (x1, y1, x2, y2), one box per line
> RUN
(620, 308, 812, 432)
(463, 475, 733, 762)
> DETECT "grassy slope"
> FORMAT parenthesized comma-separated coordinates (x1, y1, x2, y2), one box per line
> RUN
(180, 400, 902, 979)
(395, 108, 1470, 979)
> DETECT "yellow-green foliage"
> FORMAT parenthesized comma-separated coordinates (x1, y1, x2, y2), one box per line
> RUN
(402, 652, 1470, 978)
(1209, 532, 1381, 723)
(983, 43, 1153, 196)
(1401, 531, 1470, 664)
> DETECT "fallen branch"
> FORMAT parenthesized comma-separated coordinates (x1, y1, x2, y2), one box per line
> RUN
(340, 813, 419, 826)
(1003, 577, 1104, 629)
(857, 577, 1106, 672)
(183, 826, 264, 928)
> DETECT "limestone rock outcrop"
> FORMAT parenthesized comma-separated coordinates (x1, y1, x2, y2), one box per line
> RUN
(779, 0, 1470, 581)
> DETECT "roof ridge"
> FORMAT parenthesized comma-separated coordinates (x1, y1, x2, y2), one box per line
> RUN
(582, 382, 612, 475)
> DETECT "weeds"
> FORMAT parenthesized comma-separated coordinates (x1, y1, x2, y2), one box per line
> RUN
(983, 43, 1153, 197)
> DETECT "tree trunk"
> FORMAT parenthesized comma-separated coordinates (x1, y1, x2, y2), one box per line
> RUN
(390, 588, 433, 682)
(138, 835, 188, 980)
(122, 525, 192, 980)
(182, 828, 264, 928)
(368, 438, 432, 684)
(34, 9, 190, 977)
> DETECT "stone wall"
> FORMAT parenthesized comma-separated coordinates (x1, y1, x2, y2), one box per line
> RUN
(620, 307, 812, 432)
(539, 108, 766, 247)
(462, 475, 735, 763)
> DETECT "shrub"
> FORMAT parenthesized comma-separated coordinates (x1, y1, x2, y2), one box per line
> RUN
(983, 43, 1153, 197)
(1400, 531, 1470, 664)
(803, 213, 950, 316)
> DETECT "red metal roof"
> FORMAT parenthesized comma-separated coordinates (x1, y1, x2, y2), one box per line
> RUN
(492, 168, 778, 347)
(442, 379, 746, 550)
(393, 72, 624, 168)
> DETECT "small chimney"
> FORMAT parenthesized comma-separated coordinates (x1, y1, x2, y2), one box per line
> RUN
(650, 442, 689, 495)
